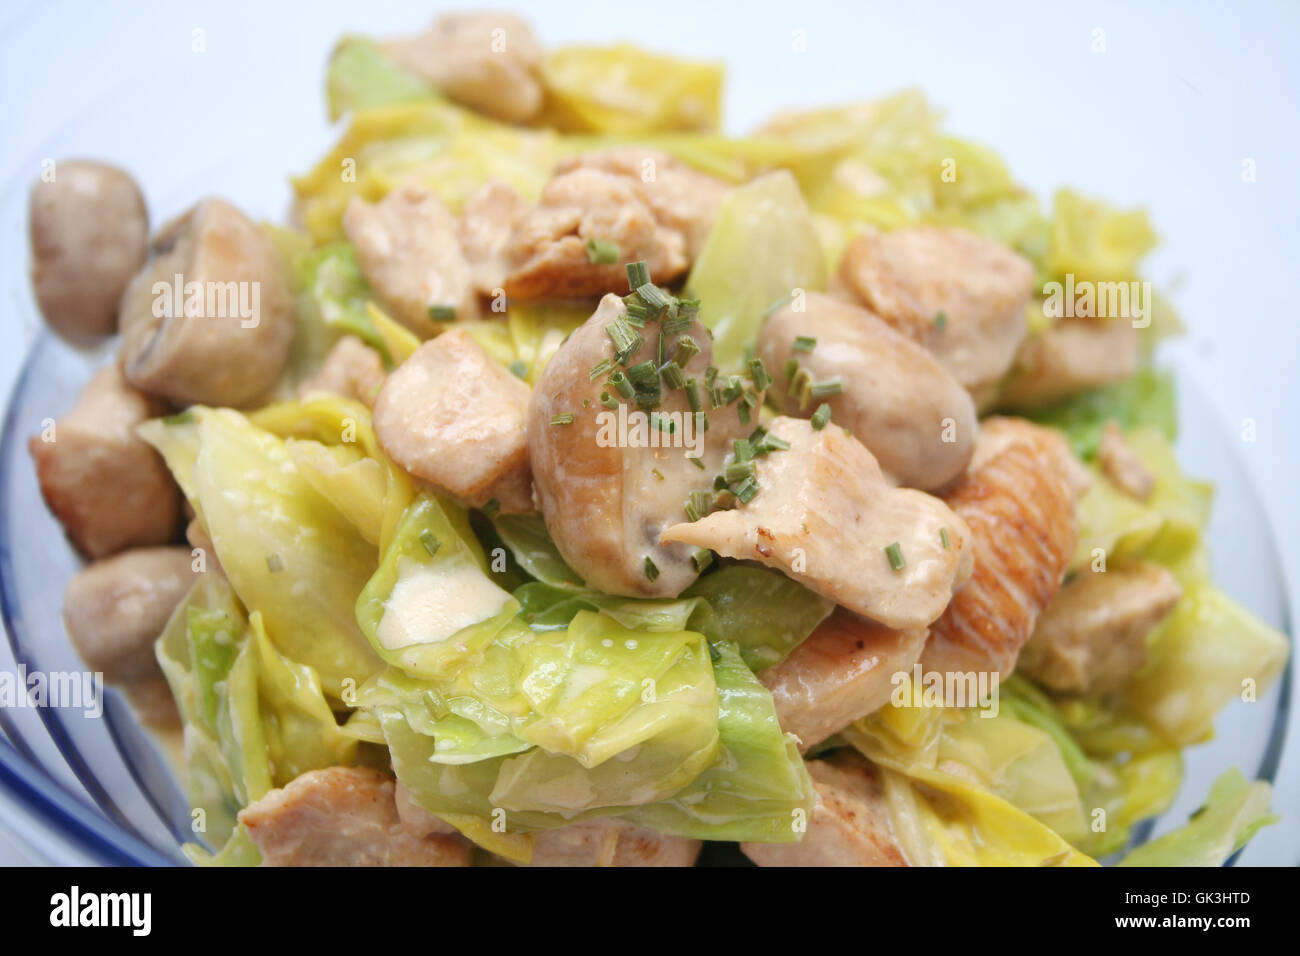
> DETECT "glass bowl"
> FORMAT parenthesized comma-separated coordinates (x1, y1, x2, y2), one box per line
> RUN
(0, 331, 1291, 865)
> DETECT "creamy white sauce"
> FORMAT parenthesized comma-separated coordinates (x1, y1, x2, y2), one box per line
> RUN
(377, 558, 511, 651)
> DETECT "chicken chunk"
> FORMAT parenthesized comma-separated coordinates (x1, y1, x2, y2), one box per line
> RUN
(1097, 420, 1156, 501)
(342, 184, 478, 334)
(29, 160, 149, 345)
(63, 547, 196, 685)
(458, 180, 530, 296)
(970, 415, 1092, 496)
(529, 294, 748, 597)
(742, 752, 906, 867)
(298, 335, 387, 408)
(759, 292, 977, 490)
(29, 365, 180, 558)
(761, 608, 928, 751)
(117, 197, 295, 408)
(921, 422, 1080, 679)
(837, 226, 1034, 405)
(1018, 564, 1183, 695)
(240, 767, 472, 867)
(381, 12, 544, 124)
(996, 318, 1140, 409)
(526, 819, 702, 867)
(662, 417, 973, 630)
(503, 149, 728, 300)
(393, 781, 458, 838)
(373, 328, 533, 513)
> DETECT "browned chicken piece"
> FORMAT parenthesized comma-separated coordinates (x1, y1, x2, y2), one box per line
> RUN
(117, 197, 294, 408)
(297, 335, 387, 408)
(970, 415, 1092, 496)
(759, 292, 977, 490)
(63, 547, 196, 685)
(380, 12, 544, 124)
(29, 161, 149, 345)
(240, 767, 472, 867)
(343, 183, 478, 334)
(742, 752, 907, 867)
(837, 226, 1034, 407)
(29, 365, 180, 559)
(458, 180, 531, 296)
(529, 294, 747, 597)
(761, 607, 929, 752)
(920, 422, 1080, 679)
(996, 318, 1140, 409)
(662, 417, 973, 630)
(1018, 564, 1183, 695)
(503, 149, 729, 300)
(1097, 420, 1156, 501)
(373, 328, 533, 513)
(526, 819, 702, 867)
(393, 781, 459, 838)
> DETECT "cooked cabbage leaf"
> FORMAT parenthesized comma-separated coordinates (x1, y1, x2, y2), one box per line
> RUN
(326, 36, 436, 121)
(1118, 770, 1278, 867)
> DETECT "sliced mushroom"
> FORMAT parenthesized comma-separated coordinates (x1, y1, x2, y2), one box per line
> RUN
(373, 328, 533, 513)
(996, 317, 1140, 409)
(62, 546, 197, 685)
(29, 365, 180, 559)
(760, 608, 928, 752)
(661, 416, 973, 630)
(529, 294, 747, 597)
(239, 766, 473, 867)
(297, 334, 387, 408)
(742, 751, 907, 867)
(29, 160, 149, 345)
(117, 197, 295, 407)
(343, 183, 478, 332)
(380, 12, 544, 124)
(1018, 563, 1183, 695)
(503, 149, 729, 301)
(837, 226, 1034, 406)
(759, 292, 977, 490)
(920, 420, 1080, 679)
(525, 819, 702, 867)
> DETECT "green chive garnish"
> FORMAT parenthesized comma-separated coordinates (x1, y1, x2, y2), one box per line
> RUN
(428, 304, 457, 321)
(644, 556, 660, 582)
(792, 335, 817, 352)
(420, 530, 441, 557)
(934, 310, 947, 331)
(885, 542, 905, 571)
(687, 455, 706, 470)
(685, 379, 702, 413)
(589, 358, 613, 380)
(673, 335, 700, 367)
(810, 379, 844, 399)
(651, 413, 675, 434)
(162, 410, 198, 426)
(733, 438, 754, 463)
(684, 491, 713, 523)
(608, 369, 635, 399)
(550, 412, 574, 426)
(660, 362, 687, 390)
(508, 360, 528, 379)
(748, 358, 773, 391)
(584, 237, 620, 265)
(940, 526, 950, 549)
(783, 358, 799, 381)
(733, 476, 759, 504)
(691, 549, 713, 573)
(725, 459, 757, 484)
(481, 499, 501, 519)
(756, 432, 790, 454)
(606, 318, 643, 365)
(266, 554, 284, 573)
(637, 282, 671, 314)
(626, 260, 651, 291)
(600, 391, 619, 410)
(811, 403, 832, 430)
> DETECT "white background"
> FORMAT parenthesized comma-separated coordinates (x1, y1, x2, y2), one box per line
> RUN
(0, 0, 1296, 864)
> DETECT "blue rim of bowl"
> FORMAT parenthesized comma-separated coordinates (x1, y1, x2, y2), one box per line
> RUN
(0, 333, 1292, 865)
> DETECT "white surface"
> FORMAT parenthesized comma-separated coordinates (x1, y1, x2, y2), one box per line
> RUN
(0, 0, 1296, 864)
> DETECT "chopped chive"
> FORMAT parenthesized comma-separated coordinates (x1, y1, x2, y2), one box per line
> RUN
(747, 358, 773, 391)
(643, 556, 660, 582)
(651, 413, 675, 434)
(656, 330, 666, 367)
(691, 548, 714, 573)
(933, 310, 947, 331)
(626, 260, 651, 291)
(481, 499, 501, 519)
(651, 468, 664, 481)
(687, 454, 706, 470)
(713, 474, 731, 492)
(266, 553, 284, 573)
(885, 542, 905, 571)
(622, 298, 649, 327)
(792, 335, 817, 352)
(684, 491, 712, 522)
(783, 358, 799, 381)
(663, 313, 693, 335)
(584, 237, 620, 265)
(733, 438, 754, 463)
(940, 526, 950, 549)
(721, 376, 745, 405)
(660, 362, 687, 390)
(684, 378, 702, 413)
(725, 459, 757, 484)
(636, 282, 671, 313)
(756, 432, 790, 454)
(428, 304, 457, 321)
(419, 530, 442, 557)
(738, 402, 751, 425)
(508, 360, 528, 379)
(600, 391, 619, 410)
(606, 318, 643, 365)
(677, 297, 700, 322)
(733, 476, 759, 504)
(672, 335, 700, 367)
(550, 412, 575, 426)
(589, 358, 613, 380)
(162, 409, 198, 426)
(704, 365, 719, 387)
(608, 368, 635, 399)
(626, 360, 659, 389)
(810, 403, 832, 430)
(809, 379, 844, 399)
(749, 424, 768, 444)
